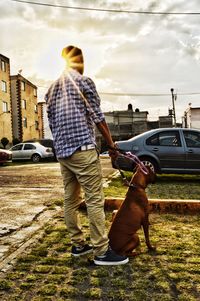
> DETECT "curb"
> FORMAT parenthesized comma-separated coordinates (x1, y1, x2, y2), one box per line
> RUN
(104, 198, 200, 214)
(80, 198, 200, 214)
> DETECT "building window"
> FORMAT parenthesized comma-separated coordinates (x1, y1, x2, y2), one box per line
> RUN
(2, 101, 8, 112)
(23, 117, 27, 128)
(35, 121, 39, 130)
(22, 99, 26, 109)
(1, 60, 6, 72)
(34, 104, 38, 113)
(34, 88, 37, 97)
(21, 81, 25, 91)
(1, 80, 7, 92)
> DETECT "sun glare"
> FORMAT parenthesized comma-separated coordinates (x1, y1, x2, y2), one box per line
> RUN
(39, 46, 65, 81)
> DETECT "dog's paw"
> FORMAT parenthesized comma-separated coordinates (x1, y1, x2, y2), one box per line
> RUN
(127, 252, 140, 257)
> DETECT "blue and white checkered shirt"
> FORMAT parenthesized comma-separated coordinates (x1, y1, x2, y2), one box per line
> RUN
(45, 70, 105, 158)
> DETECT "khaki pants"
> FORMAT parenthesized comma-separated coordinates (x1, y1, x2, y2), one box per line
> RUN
(59, 149, 109, 256)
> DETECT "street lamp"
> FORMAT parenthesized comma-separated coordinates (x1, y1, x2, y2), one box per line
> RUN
(170, 88, 177, 127)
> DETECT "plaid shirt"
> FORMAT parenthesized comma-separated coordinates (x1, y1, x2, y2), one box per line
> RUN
(45, 70, 105, 158)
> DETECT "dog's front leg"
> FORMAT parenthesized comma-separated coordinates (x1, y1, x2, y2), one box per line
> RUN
(142, 216, 156, 251)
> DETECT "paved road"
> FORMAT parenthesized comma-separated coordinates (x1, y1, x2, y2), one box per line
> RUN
(0, 158, 115, 268)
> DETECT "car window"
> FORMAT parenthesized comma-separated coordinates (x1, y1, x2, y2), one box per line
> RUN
(24, 144, 36, 150)
(146, 133, 159, 145)
(11, 144, 23, 151)
(183, 131, 200, 148)
(146, 131, 181, 147)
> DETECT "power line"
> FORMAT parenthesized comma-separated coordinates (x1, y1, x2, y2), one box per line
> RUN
(36, 84, 200, 97)
(99, 92, 200, 96)
(10, 0, 200, 15)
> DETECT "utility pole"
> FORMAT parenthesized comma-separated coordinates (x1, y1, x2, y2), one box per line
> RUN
(170, 88, 177, 127)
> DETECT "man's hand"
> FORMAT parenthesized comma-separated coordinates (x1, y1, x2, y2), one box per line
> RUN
(108, 144, 119, 161)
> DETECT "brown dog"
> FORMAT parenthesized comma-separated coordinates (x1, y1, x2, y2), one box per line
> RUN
(108, 165, 156, 256)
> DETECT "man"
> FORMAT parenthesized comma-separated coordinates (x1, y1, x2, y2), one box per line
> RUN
(45, 45, 128, 266)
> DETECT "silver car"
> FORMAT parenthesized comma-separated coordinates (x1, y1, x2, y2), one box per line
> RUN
(113, 128, 200, 174)
(10, 142, 54, 163)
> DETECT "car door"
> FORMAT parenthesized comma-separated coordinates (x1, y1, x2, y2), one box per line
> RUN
(10, 144, 23, 159)
(22, 144, 37, 159)
(182, 130, 200, 170)
(145, 130, 185, 170)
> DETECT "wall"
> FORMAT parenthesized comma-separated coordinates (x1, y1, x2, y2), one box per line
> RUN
(0, 54, 12, 146)
(11, 75, 40, 141)
(184, 107, 200, 129)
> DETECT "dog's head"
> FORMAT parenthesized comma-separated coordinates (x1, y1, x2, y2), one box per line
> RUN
(144, 165, 156, 185)
(131, 165, 156, 188)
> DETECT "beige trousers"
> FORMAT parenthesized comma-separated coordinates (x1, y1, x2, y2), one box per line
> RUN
(59, 149, 109, 256)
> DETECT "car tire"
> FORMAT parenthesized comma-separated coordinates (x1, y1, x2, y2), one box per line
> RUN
(31, 154, 41, 163)
(140, 158, 158, 173)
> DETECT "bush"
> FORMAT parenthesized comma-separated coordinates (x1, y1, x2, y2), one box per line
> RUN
(1, 137, 9, 149)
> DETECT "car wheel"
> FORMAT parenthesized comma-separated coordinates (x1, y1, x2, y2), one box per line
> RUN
(140, 158, 158, 173)
(31, 154, 41, 163)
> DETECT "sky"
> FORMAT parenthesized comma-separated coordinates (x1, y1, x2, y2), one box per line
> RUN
(1, 0, 200, 123)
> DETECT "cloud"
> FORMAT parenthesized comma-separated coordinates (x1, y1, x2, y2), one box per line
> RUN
(1, 0, 200, 122)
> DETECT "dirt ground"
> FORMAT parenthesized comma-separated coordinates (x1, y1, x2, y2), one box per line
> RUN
(0, 158, 115, 266)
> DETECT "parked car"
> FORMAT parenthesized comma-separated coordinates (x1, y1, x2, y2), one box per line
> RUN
(113, 128, 200, 174)
(100, 151, 109, 158)
(23, 139, 57, 160)
(9, 142, 54, 163)
(0, 149, 12, 165)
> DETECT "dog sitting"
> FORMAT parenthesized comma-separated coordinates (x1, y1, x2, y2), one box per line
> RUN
(108, 165, 156, 256)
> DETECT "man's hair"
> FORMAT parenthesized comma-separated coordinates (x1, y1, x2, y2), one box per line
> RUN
(62, 45, 84, 74)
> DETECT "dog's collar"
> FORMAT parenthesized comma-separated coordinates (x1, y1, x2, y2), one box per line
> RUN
(128, 183, 145, 190)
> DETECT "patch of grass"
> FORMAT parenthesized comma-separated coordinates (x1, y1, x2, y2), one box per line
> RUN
(20, 282, 35, 290)
(60, 287, 79, 298)
(0, 213, 199, 301)
(83, 287, 102, 299)
(0, 279, 12, 290)
(33, 265, 52, 274)
(104, 173, 200, 200)
(31, 245, 48, 257)
(38, 284, 57, 296)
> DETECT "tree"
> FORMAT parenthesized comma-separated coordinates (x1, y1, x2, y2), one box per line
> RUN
(12, 137, 20, 145)
(1, 137, 9, 149)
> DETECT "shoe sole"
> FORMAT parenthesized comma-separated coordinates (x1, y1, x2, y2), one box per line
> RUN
(71, 249, 93, 257)
(94, 258, 129, 266)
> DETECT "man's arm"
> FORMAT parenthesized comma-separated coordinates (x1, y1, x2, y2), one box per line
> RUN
(96, 120, 115, 149)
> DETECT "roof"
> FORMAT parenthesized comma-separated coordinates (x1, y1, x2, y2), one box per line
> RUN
(0, 54, 10, 63)
(10, 74, 37, 89)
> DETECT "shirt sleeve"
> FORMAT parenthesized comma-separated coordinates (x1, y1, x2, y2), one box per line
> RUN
(82, 77, 105, 124)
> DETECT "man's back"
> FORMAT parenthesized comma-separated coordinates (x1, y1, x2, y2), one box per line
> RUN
(45, 70, 103, 158)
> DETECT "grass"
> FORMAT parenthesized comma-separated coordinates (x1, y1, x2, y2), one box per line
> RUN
(104, 173, 200, 199)
(0, 172, 199, 300)
(0, 211, 199, 301)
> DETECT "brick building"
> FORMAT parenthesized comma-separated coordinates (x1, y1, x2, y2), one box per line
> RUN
(11, 74, 40, 142)
(0, 54, 12, 145)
